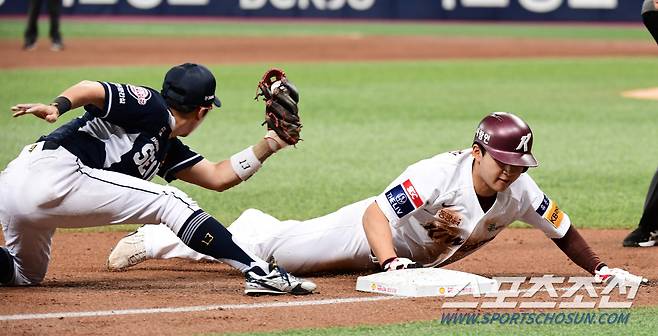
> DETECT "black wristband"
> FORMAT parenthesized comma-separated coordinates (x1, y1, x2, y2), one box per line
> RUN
(50, 96, 72, 116)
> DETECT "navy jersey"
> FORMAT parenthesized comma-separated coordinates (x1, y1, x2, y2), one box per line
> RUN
(41, 81, 203, 182)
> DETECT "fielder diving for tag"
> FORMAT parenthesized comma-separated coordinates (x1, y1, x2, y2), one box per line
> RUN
(0, 64, 316, 295)
(108, 112, 646, 286)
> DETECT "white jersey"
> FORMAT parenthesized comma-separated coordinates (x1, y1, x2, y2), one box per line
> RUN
(127, 148, 571, 274)
(375, 149, 570, 267)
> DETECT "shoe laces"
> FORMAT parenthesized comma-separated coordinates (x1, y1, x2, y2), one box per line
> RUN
(268, 258, 291, 286)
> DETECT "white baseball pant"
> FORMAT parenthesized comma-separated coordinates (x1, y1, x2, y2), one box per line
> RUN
(136, 198, 379, 274)
(1, 142, 211, 285)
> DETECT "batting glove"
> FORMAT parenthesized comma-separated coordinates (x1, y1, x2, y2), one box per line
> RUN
(382, 257, 422, 272)
(594, 265, 648, 286)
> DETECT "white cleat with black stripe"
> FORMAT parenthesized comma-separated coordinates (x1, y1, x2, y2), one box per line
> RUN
(244, 262, 316, 296)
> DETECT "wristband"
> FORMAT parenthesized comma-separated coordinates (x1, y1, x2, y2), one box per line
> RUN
(230, 146, 262, 181)
(50, 96, 72, 116)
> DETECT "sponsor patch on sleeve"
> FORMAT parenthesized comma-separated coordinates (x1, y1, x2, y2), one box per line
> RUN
(127, 85, 152, 105)
(535, 194, 564, 228)
(385, 179, 424, 218)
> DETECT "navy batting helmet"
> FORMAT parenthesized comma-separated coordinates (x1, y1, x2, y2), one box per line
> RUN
(473, 112, 538, 167)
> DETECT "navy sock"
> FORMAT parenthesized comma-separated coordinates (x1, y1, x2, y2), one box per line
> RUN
(177, 210, 268, 275)
(0, 247, 15, 284)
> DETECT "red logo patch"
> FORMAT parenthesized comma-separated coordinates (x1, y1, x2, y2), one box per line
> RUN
(402, 179, 423, 208)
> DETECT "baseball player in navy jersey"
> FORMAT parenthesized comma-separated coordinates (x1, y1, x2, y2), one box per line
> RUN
(0, 63, 316, 295)
(108, 112, 646, 286)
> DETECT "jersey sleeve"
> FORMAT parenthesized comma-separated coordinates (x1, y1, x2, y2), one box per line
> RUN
(519, 176, 571, 239)
(157, 138, 204, 182)
(374, 161, 438, 227)
(85, 82, 162, 130)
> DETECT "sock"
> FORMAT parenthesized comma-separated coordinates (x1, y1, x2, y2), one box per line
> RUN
(177, 210, 270, 275)
(642, 11, 658, 45)
(0, 247, 15, 284)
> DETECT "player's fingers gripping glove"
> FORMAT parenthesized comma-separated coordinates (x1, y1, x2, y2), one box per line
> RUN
(382, 257, 423, 272)
(594, 265, 648, 287)
(254, 68, 302, 151)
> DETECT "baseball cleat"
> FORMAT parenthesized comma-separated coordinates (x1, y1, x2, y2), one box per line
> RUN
(623, 228, 658, 247)
(22, 41, 36, 51)
(244, 262, 316, 296)
(50, 41, 64, 52)
(107, 230, 148, 271)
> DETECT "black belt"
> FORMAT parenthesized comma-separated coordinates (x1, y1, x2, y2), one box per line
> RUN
(42, 140, 61, 150)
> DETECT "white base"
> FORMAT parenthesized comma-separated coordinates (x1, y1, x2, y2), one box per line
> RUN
(355, 268, 498, 297)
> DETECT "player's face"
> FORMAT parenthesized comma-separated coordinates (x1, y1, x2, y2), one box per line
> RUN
(178, 106, 212, 137)
(472, 146, 525, 196)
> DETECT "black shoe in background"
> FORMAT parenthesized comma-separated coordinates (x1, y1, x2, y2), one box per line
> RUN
(623, 228, 658, 247)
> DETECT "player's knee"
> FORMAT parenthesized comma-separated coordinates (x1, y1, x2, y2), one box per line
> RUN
(161, 186, 197, 208)
(158, 186, 201, 234)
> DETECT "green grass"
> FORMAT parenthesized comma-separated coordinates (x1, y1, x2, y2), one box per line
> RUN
(1, 57, 658, 230)
(0, 18, 650, 40)
(223, 307, 658, 335)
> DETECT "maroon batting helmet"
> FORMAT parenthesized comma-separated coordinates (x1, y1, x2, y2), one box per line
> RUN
(473, 112, 538, 167)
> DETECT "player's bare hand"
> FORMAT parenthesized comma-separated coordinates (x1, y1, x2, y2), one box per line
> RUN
(11, 103, 60, 123)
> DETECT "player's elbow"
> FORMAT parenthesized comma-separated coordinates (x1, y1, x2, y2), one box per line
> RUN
(362, 202, 379, 229)
(208, 173, 240, 192)
(76, 80, 100, 89)
(209, 182, 231, 192)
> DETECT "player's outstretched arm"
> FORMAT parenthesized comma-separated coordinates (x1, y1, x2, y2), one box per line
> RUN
(362, 202, 422, 271)
(11, 80, 105, 123)
(174, 137, 278, 192)
(552, 226, 647, 285)
(363, 202, 398, 266)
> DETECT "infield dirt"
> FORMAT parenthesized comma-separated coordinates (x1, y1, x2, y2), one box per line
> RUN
(1, 229, 656, 335)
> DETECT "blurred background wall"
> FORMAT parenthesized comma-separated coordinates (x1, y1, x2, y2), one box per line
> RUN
(0, 0, 638, 22)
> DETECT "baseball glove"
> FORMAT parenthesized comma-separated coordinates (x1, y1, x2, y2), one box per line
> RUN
(254, 68, 302, 146)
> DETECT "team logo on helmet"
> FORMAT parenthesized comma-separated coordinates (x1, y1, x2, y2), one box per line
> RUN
(515, 133, 532, 152)
(127, 85, 152, 105)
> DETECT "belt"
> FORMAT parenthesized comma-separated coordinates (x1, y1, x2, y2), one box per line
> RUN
(42, 140, 61, 151)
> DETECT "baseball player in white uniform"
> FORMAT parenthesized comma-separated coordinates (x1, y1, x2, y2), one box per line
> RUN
(108, 113, 645, 285)
(0, 63, 316, 295)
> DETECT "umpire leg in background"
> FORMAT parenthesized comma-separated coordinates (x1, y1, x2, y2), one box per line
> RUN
(23, 0, 43, 49)
(47, 0, 63, 49)
(624, 167, 658, 247)
(643, 0, 658, 44)
(23, 0, 62, 51)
